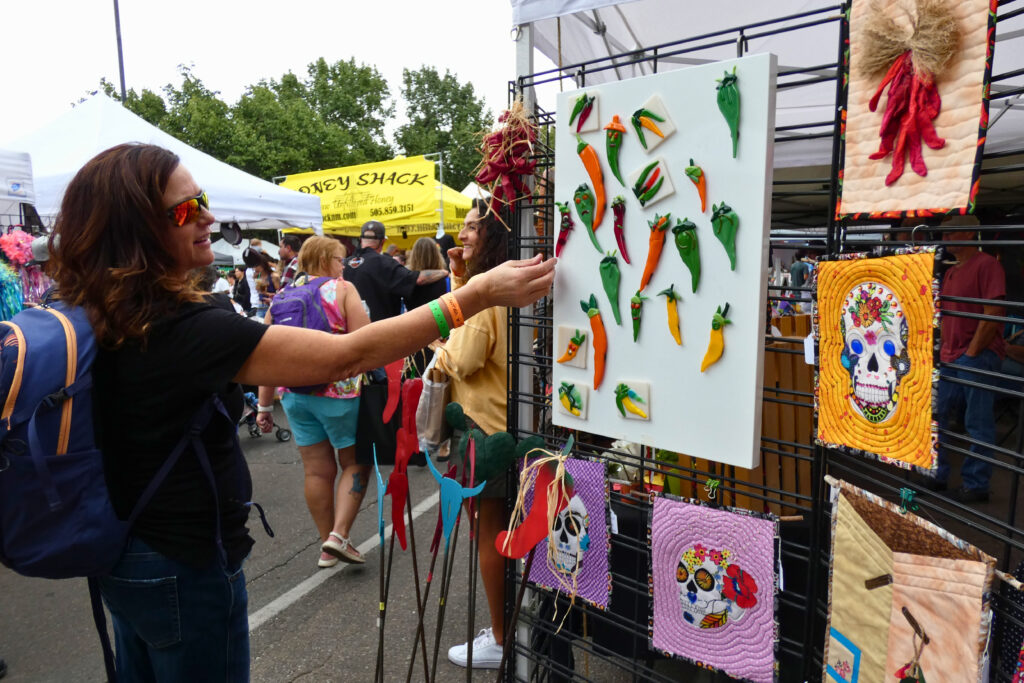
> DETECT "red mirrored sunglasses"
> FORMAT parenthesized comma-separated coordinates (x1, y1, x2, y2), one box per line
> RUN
(166, 191, 209, 227)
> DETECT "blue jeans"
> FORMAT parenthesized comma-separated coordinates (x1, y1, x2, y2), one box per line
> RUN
(99, 537, 250, 682)
(936, 350, 1000, 491)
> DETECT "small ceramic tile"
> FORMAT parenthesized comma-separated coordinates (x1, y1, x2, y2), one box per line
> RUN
(614, 380, 650, 421)
(557, 381, 589, 420)
(631, 94, 676, 152)
(567, 92, 601, 134)
(628, 157, 675, 208)
(556, 324, 588, 369)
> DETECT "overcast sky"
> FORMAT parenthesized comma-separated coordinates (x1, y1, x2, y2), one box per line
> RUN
(0, 0, 556, 146)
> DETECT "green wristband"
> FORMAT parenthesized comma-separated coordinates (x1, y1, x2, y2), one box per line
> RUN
(429, 299, 450, 340)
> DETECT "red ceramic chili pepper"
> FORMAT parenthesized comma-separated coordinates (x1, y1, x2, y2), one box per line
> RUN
(612, 196, 630, 264)
(554, 201, 574, 257)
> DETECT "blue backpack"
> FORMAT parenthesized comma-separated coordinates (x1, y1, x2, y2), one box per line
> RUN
(269, 275, 332, 393)
(0, 300, 267, 681)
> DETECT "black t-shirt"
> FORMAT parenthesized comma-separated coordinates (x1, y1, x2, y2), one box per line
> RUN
(343, 247, 419, 320)
(93, 301, 268, 568)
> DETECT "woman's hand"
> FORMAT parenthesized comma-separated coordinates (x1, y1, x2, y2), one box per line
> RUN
(470, 254, 556, 308)
(447, 247, 465, 278)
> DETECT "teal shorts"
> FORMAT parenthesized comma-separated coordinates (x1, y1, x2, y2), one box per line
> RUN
(280, 393, 359, 448)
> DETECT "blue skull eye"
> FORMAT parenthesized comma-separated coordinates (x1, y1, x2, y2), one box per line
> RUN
(883, 340, 896, 356)
(850, 339, 864, 355)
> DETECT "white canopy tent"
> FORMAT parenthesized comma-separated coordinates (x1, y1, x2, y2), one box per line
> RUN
(4, 94, 323, 234)
(0, 150, 35, 228)
(511, 0, 1024, 168)
(210, 237, 279, 266)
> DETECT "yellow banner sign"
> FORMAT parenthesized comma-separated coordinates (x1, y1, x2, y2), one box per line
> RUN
(280, 156, 442, 232)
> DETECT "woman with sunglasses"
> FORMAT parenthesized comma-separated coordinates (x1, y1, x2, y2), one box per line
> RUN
(47, 143, 555, 681)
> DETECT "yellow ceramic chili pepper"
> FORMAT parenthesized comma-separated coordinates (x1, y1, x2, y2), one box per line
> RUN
(700, 303, 732, 373)
(615, 383, 648, 419)
(658, 284, 682, 346)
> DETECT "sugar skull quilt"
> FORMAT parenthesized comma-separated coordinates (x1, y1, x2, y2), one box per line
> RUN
(649, 494, 778, 682)
(525, 457, 611, 610)
(814, 248, 939, 471)
(824, 479, 996, 683)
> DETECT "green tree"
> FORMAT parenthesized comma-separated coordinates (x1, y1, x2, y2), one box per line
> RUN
(159, 65, 235, 163)
(304, 58, 395, 164)
(97, 77, 168, 128)
(394, 66, 493, 191)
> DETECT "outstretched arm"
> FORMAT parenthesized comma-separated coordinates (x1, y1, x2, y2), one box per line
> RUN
(234, 255, 555, 387)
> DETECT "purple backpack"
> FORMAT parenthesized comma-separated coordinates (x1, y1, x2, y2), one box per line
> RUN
(269, 275, 333, 393)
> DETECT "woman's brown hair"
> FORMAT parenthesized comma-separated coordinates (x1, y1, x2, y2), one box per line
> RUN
(406, 237, 445, 272)
(50, 143, 205, 348)
(297, 236, 346, 278)
(465, 198, 508, 280)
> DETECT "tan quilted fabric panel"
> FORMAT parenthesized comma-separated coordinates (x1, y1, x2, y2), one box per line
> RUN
(839, 0, 991, 215)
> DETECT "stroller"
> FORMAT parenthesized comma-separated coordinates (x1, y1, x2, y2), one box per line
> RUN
(240, 391, 292, 442)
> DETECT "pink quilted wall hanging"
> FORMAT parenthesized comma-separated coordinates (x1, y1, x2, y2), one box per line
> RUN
(526, 457, 611, 610)
(649, 494, 778, 682)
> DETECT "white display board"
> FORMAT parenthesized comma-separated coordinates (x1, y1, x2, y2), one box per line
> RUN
(551, 53, 777, 469)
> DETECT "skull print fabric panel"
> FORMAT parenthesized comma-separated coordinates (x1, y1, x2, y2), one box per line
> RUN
(526, 458, 611, 609)
(815, 250, 938, 471)
(649, 495, 778, 682)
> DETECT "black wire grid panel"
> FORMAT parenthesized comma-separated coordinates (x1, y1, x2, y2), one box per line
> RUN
(500, 2, 1024, 681)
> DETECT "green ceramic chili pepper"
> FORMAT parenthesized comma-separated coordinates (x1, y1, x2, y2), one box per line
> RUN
(600, 250, 622, 326)
(632, 161, 663, 206)
(558, 381, 583, 416)
(615, 383, 648, 418)
(604, 116, 627, 186)
(716, 67, 740, 158)
(573, 183, 603, 253)
(569, 94, 595, 132)
(671, 218, 701, 293)
(630, 108, 666, 150)
(711, 202, 739, 270)
(630, 290, 648, 342)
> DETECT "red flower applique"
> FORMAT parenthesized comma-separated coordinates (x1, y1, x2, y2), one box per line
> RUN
(721, 564, 758, 609)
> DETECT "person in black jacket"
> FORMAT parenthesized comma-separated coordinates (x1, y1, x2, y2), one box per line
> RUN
(231, 265, 252, 315)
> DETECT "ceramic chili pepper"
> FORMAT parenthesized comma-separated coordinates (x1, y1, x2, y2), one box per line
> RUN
(580, 294, 607, 390)
(558, 381, 583, 416)
(632, 160, 664, 207)
(684, 159, 707, 213)
(604, 115, 627, 186)
(615, 383, 648, 419)
(671, 218, 701, 293)
(599, 251, 622, 326)
(572, 183, 603, 253)
(611, 196, 630, 264)
(569, 93, 595, 132)
(711, 202, 739, 270)
(630, 290, 648, 342)
(639, 213, 671, 292)
(658, 285, 682, 346)
(556, 329, 586, 364)
(576, 135, 606, 231)
(716, 67, 741, 158)
(701, 303, 732, 372)
(554, 201, 574, 257)
(631, 108, 666, 150)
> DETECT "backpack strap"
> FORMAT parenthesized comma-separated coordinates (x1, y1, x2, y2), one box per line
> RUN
(88, 576, 118, 683)
(0, 320, 26, 430)
(39, 307, 78, 455)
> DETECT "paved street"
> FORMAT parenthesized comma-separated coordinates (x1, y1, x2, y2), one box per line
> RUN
(0, 406, 506, 682)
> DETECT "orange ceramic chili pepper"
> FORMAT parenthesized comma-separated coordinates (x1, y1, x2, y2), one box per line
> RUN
(576, 134, 605, 231)
(580, 294, 607, 390)
(684, 159, 707, 213)
(556, 329, 586, 364)
(639, 213, 671, 292)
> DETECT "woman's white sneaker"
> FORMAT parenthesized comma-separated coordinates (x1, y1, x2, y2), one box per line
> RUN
(447, 627, 503, 669)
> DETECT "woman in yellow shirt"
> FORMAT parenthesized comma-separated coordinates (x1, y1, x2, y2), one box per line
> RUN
(434, 200, 511, 669)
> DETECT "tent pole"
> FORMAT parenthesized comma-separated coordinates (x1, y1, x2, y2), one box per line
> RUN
(112, 0, 127, 102)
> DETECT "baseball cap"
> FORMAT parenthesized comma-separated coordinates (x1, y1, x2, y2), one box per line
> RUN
(361, 220, 386, 241)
